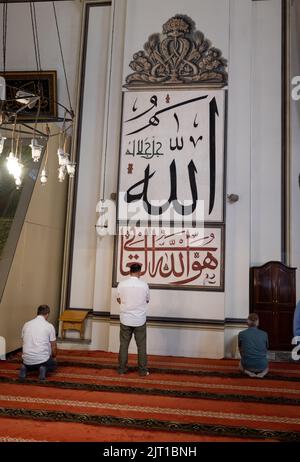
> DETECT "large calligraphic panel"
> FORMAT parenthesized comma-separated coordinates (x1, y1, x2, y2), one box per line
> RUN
(115, 225, 224, 290)
(118, 89, 226, 224)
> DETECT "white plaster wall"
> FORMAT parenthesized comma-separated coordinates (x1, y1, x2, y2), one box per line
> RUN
(70, 3, 112, 309)
(109, 324, 224, 359)
(90, 318, 110, 350)
(115, 0, 229, 325)
(70, 0, 231, 356)
(73, 0, 230, 322)
(69, 0, 283, 358)
(224, 326, 243, 359)
(92, 1, 128, 313)
(110, 288, 224, 320)
(224, 0, 252, 322)
(290, 0, 300, 303)
(225, 0, 282, 323)
(250, 0, 282, 265)
(224, 0, 282, 354)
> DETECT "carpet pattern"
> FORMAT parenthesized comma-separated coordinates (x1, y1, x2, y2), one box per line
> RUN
(0, 350, 299, 442)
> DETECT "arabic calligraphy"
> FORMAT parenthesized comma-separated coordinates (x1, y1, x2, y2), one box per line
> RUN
(119, 90, 225, 223)
(118, 227, 221, 287)
(125, 138, 164, 159)
(118, 90, 225, 289)
(125, 94, 208, 136)
(126, 159, 198, 216)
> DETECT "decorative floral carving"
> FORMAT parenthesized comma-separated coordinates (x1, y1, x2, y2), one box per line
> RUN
(126, 15, 227, 86)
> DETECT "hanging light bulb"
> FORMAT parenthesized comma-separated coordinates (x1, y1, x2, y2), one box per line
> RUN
(58, 165, 66, 182)
(13, 160, 23, 180)
(6, 151, 18, 175)
(15, 176, 22, 189)
(29, 138, 43, 162)
(66, 162, 76, 178)
(13, 160, 23, 190)
(0, 133, 6, 154)
(40, 168, 48, 185)
(57, 147, 69, 166)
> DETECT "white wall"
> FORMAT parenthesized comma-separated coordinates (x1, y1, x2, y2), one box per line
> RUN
(117, 0, 229, 327)
(68, 0, 283, 358)
(109, 323, 224, 359)
(290, 0, 300, 302)
(225, 0, 252, 322)
(69, 3, 112, 309)
(92, 0, 128, 313)
(250, 0, 282, 265)
(225, 0, 282, 352)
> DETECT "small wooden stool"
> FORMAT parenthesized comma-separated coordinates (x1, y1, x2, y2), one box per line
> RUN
(59, 310, 89, 339)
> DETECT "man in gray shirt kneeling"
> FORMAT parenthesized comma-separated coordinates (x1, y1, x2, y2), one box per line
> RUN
(238, 313, 269, 378)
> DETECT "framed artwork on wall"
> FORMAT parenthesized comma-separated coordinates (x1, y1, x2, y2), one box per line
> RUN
(115, 88, 226, 291)
(113, 223, 225, 291)
(0, 70, 57, 120)
(117, 89, 226, 225)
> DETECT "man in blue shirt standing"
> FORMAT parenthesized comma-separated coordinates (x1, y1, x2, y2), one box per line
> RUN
(238, 313, 269, 378)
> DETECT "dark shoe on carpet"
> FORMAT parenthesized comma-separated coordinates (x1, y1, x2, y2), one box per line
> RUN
(19, 364, 27, 382)
(139, 370, 149, 377)
(39, 365, 46, 382)
(117, 368, 128, 375)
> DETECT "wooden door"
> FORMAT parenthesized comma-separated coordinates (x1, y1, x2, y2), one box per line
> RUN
(250, 262, 296, 350)
(275, 265, 296, 349)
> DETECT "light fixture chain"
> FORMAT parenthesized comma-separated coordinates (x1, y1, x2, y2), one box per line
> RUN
(33, 97, 41, 139)
(32, 3, 42, 71)
(2, 3, 7, 73)
(30, 2, 41, 72)
(52, 2, 73, 114)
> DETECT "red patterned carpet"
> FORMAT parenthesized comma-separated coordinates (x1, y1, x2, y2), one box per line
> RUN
(0, 350, 299, 442)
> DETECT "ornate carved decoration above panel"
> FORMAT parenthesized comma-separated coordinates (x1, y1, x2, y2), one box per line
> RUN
(125, 15, 228, 87)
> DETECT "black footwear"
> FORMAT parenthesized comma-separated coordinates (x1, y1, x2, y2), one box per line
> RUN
(38, 365, 46, 381)
(19, 364, 27, 382)
(118, 369, 127, 375)
(139, 370, 149, 377)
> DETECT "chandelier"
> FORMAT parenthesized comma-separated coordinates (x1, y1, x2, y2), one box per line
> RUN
(0, 1, 75, 189)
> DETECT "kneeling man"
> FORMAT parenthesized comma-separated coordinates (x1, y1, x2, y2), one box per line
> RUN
(238, 313, 269, 378)
(19, 305, 57, 382)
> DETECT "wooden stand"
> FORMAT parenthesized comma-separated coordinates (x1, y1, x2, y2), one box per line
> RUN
(59, 310, 89, 340)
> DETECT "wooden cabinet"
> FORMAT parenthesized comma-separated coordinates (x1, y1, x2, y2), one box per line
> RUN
(250, 261, 296, 350)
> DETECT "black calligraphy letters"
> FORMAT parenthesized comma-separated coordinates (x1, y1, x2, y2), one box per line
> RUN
(126, 159, 198, 216)
(126, 95, 208, 136)
(209, 97, 219, 215)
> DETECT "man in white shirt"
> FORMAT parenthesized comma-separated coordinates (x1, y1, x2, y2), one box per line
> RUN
(117, 263, 150, 376)
(19, 305, 57, 382)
